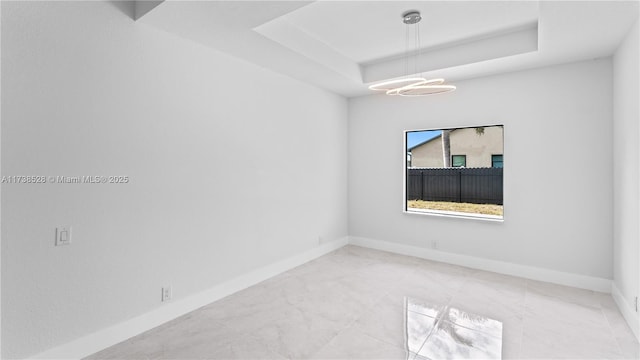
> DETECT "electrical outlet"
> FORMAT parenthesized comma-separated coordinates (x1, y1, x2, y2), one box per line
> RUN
(55, 226, 72, 246)
(161, 287, 172, 302)
(431, 241, 439, 250)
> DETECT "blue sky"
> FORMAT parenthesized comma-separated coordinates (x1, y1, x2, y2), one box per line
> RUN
(406, 130, 441, 149)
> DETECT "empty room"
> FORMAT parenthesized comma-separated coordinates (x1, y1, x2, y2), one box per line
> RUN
(1, 0, 639, 359)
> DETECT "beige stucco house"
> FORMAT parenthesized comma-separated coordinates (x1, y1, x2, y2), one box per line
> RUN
(408, 126, 504, 168)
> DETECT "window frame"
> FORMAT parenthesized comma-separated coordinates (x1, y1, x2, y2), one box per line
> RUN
(403, 125, 505, 222)
(451, 155, 467, 168)
(491, 154, 504, 168)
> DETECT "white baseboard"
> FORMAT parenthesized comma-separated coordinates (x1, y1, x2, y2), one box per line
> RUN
(348, 236, 612, 293)
(30, 237, 349, 360)
(611, 282, 640, 340)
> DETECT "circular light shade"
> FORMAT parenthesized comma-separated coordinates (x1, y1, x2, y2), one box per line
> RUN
(397, 84, 457, 97)
(386, 78, 445, 95)
(368, 77, 426, 92)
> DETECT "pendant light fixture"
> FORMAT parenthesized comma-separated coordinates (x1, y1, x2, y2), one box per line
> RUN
(368, 11, 456, 97)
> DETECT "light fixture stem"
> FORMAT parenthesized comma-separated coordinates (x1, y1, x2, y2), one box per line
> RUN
(405, 22, 409, 79)
(414, 22, 418, 76)
(416, 22, 421, 77)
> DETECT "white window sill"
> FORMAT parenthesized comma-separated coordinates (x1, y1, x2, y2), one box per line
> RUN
(404, 207, 504, 222)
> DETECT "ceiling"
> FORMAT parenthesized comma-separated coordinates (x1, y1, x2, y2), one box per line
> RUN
(256, 1, 540, 63)
(138, 1, 639, 97)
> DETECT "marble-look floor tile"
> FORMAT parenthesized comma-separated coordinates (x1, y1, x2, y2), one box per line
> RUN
(521, 292, 623, 359)
(332, 245, 395, 261)
(353, 261, 416, 284)
(405, 310, 439, 353)
(526, 279, 601, 309)
(521, 331, 623, 359)
(443, 306, 503, 338)
(353, 295, 408, 349)
(407, 297, 447, 319)
(523, 291, 613, 337)
(601, 299, 637, 339)
(292, 284, 376, 327)
(417, 320, 502, 360)
(385, 271, 458, 307)
(323, 245, 385, 269)
(470, 271, 528, 289)
(449, 281, 524, 331)
(286, 250, 364, 282)
(86, 335, 164, 360)
(617, 337, 640, 360)
(450, 279, 524, 359)
(400, 298, 505, 359)
(87, 245, 638, 360)
(594, 291, 619, 309)
(247, 305, 345, 359)
(310, 327, 410, 360)
(501, 336, 522, 360)
(197, 294, 292, 334)
(413, 259, 478, 280)
(161, 335, 285, 359)
(87, 316, 244, 359)
(601, 301, 640, 359)
(410, 266, 473, 297)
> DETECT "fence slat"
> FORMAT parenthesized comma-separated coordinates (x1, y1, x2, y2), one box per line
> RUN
(407, 168, 503, 205)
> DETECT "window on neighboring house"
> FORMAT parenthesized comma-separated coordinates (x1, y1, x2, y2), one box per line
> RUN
(452, 155, 466, 167)
(492, 155, 503, 168)
(404, 125, 504, 220)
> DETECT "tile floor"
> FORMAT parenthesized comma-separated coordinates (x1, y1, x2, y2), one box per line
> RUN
(87, 245, 639, 359)
(403, 297, 503, 358)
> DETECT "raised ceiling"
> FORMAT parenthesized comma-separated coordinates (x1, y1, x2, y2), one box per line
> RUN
(138, 1, 639, 97)
(256, 1, 539, 64)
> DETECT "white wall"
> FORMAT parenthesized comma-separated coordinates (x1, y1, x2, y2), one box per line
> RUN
(349, 59, 613, 279)
(0, 1, 3, 356)
(0, 2, 347, 358)
(613, 18, 639, 338)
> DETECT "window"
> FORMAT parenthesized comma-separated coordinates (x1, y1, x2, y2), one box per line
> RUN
(452, 155, 466, 167)
(405, 125, 504, 220)
(492, 155, 503, 168)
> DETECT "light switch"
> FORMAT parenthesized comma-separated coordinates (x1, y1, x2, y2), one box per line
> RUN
(56, 226, 71, 246)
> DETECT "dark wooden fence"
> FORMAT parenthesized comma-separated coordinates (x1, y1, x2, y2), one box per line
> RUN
(407, 168, 503, 205)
